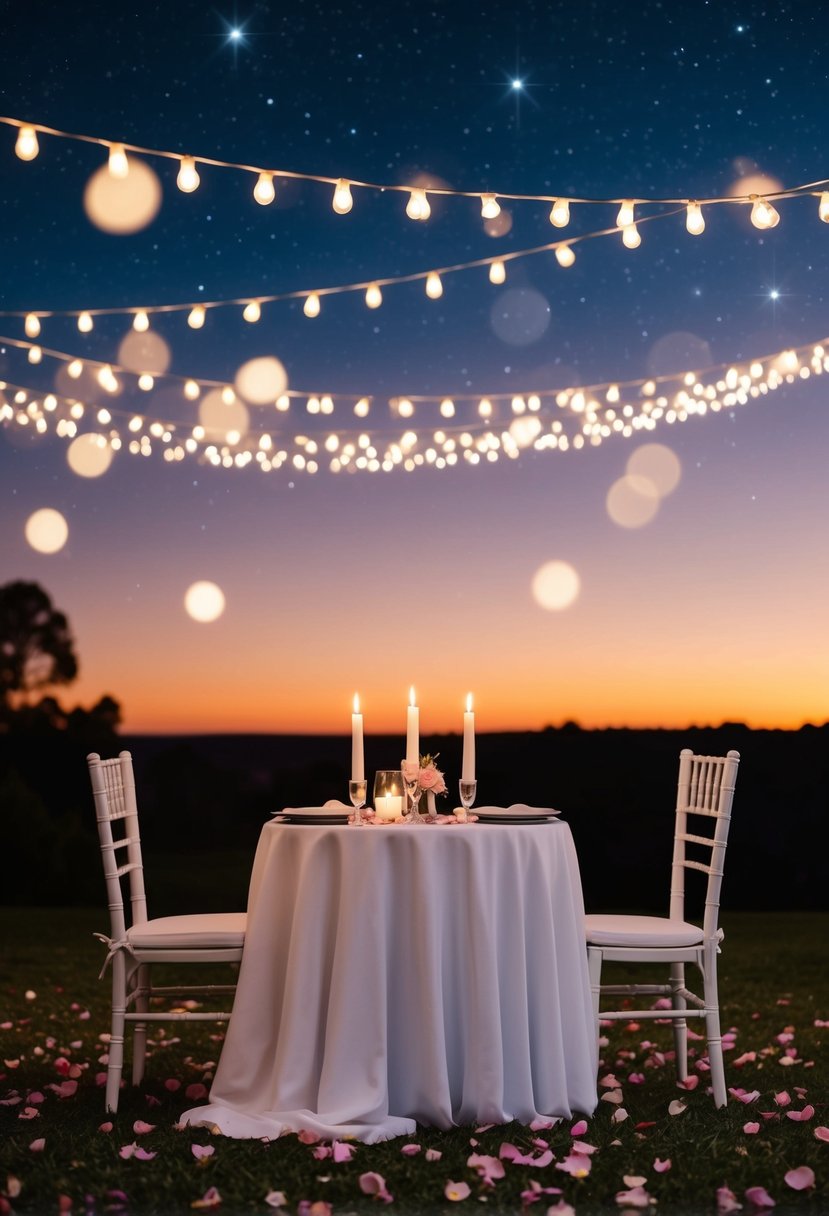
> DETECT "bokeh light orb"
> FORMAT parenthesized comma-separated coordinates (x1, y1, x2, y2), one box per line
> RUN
(646, 331, 712, 377)
(509, 415, 542, 448)
(118, 329, 171, 374)
(83, 158, 162, 234)
(199, 389, 250, 440)
(626, 443, 682, 497)
(531, 560, 580, 611)
(606, 474, 660, 528)
(490, 288, 551, 347)
(484, 209, 513, 238)
(234, 356, 289, 405)
(25, 508, 68, 554)
(184, 581, 226, 623)
(67, 432, 114, 478)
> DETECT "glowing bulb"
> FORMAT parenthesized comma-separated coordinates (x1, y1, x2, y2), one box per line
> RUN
(138, 373, 154, 391)
(303, 293, 321, 318)
(78, 312, 94, 333)
(67, 359, 83, 379)
(332, 178, 353, 214)
(253, 171, 276, 205)
(425, 272, 443, 299)
(685, 201, 705, 235)
(28, 345, 42, 364)
(108, 142, 129, 178)
(132, 310, 150, 332)
(622, 225, 641, 249)
(617, 200, 635, 228)
(406, 188, 431, 221)
(440, 398, 455, 418)
(242, 301, 261, 323)
(549, 198, 570, 227)
(750, 195, 779, 229)
(555, 244, 576, 268)
(15, 125, 39, 161)
(97, 365, 118, 392)
(184, 379, 200, 400)
(819, 192, 829, 223)
(489, 260, 506, 284)
(24, 313, 41, 338)
(365, 283, 383, 309)
(480, 193, 500, 219)
(188, 305, 206, 329)
(221, 386, 236, 405)
(177, 155, 200, 193)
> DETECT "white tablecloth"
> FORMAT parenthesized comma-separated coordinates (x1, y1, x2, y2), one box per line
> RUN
(182, 819, 597, 1142)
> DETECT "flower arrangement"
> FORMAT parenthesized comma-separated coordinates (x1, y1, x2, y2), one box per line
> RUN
(416, 753, 447, 795)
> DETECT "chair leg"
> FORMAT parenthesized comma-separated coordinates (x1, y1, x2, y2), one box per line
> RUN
(106, 952, 127, 1113)
(131, 963, 150, 1086)
(702, 947, 727, 1108)
(587, 946, 603, 1024)
(669, 962, 688, 1083)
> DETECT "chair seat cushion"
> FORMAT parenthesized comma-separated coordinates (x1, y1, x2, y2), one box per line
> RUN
(127, 912, 247, 949)
(585, 913, 704, 948)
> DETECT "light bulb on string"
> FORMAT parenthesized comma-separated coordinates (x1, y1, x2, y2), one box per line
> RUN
(138, 374, 154, 391)
(15, 125, 39, 161)
(242, 301, 261, 323)
(425, 272, 443, 299)
(177, 155, 200, 193)
(365, 283, 383, 309)
(480, 193, 500, 219)
(78, 312, 94, 333)
(406, 188, 431, 221)
(28, 345, 42, 364)
(622, 224, 641, 249)
(67, 359, 83, 379)
(132, 310, 150, 332)
(549, 198, 570, 227)
(616, 199, 635, 228)
(489, 260, 506, 284)
(108, 142, 129, 178)
(819, 192, 829, 222)
(439, 398, 455, 418)
(24, 313, 41, 338)
(253, 171, 275, 205)
(184, 379, 200, 400)
(555, 244, 576, 268)
(686, 201, 705, 235)
(750, 195, 780, 229)
(303, 293, 321, 318)
(188, 305, 206, 329)
(332, 178, 353, 214)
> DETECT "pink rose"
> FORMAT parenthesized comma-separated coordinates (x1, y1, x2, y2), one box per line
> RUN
(417, 765, 440, 790)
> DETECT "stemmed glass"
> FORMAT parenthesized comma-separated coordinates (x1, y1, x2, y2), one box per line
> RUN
(401, 760, 424, 825)
(458, 779, 477, 823)
(349, 779, 367, 825)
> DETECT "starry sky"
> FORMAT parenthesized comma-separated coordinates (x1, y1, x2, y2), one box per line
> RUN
(1, 0, 828, 735)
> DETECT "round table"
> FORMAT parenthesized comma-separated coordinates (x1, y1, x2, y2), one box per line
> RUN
(183, 818, 598, 1143)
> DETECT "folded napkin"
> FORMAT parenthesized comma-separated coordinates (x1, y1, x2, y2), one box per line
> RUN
(280, 800, 352, 816)
(475, 804, 557, 816)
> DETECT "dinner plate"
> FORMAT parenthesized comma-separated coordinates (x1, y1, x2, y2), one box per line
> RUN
(281, 814, 350, 825)
(474, 804, 560, 821)
(476, 814, 560, 825)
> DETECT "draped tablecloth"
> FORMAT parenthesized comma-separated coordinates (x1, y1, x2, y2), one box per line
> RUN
(182, 819, 598, 1143)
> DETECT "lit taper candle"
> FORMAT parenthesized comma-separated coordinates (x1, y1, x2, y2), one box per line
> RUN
(351, 694, 364, 782)
(462, 693, 475, 783)
(406, 686, 419, 763)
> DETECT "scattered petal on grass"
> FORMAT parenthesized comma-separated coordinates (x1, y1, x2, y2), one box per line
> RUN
(191, 1187, 222, 1209)
(571, 1141, 598, 1155)
(615, 1185, 652, 1208)
(556, 1153, 592, 1178)
(744, 1185, 776, 1208)
(814, 1126, 829, 1142)
(611, 1107, 629, 1124)
(716, 1185, 742, 1213)
(444, 1181, 471, 1202)
(546, 1204, 576, 1216)
(28, 1138, 45, 1152)
(18, 1106, 39, 1120)
(773, 1091, 791, 1107)
(165, 1078, 182, 1092)
(677, 1075, 699, 1090)
(192, 1144, 215, 1160)
(185, 1083, 208, 1101)
(601, 1088, 623, 1104)
(571, 1119, 588, 1137)
(668, 1100, 686, 1116)
(264, 1192, 287, 1209)
(728, 1089, 760, 1105)
(359, 1172, 393, 1203)
(785, 1105, 815, 1122)
(133, 1120, 156, 1135)
(467, 1153, 505, 1185)
(332, 1140, 355, 1162)
(400, 1143, 421, 1156)
(425, 1148, 442, 1161)
(784, 1167, 814, 1192)
(297, 1130, 321, 1145)
(623, 1175, 647, 1188)
(98, 1122, 113, 1133)
(743, 1123, 760, 1135)
(653, 1158, 671, 1173)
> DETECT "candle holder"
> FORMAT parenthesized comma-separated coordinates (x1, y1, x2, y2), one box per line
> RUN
(373, 770, 405, 821)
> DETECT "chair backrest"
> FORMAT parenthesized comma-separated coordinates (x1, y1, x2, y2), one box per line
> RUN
(669, 748, 740, 939)
(88, 751, 149, 939)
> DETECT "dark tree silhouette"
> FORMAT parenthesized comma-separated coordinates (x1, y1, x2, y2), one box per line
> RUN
(0, 580, 78, 712)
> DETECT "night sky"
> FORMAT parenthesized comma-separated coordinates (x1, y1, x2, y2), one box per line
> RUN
(1, 0, 828, 735)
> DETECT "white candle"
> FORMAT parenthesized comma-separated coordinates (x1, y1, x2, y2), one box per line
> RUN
(375, 795, 403, 821)
(462, 692, 475, 783)
(351, 693, 364, 782)
(406, 685, 419, 763)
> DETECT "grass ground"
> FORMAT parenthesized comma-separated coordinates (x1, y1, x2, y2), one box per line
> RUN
(0, 908, 826, 1215)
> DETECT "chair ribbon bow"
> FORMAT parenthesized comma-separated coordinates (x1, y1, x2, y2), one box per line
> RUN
(93, 932, 137, 979)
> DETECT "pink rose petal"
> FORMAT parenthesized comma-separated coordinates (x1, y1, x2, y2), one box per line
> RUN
(164, 1078, 181, 1092)
(653, 1158, 672, 1173)
(98, 1122, 113, 1133)
(133, 1120, 155, 1135)
(185, 1083, 208, 1101)
(784, 1166, 814, 1192)
(359, 1172, 393, 1203)
(785, 1105, 815, 1122)
(571, 1119, 588, 1137)
(744, 1185, 776, 1208)
(332, 1140, 355, 1162)
(134, 1147, 156, 1161)
(814, 1125, 829, 1141)
(29, 1138, 46, 1152)
(743, 1122, 760, 1135)
(773, 1091, 791, 1107)
(623, 1175, 647, 1187)
(297, 1129, 320, 1145)
(192, 1144, 215, 1160)
(444, 1181, 471, 1202)
(668, 1100, 687, 1116)
(191, 1187, 222, 1210)
(614, 1185, 652, 1209)
(400, 1143, 421, 1156)
(716, 1184, 742, 1213)
(425, 1148, 442, 1161)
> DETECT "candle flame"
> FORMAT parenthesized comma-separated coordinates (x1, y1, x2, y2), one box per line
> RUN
(409, 685, 416, 707)
(353, 693, 360, 714)
(466, 692, 473, 713)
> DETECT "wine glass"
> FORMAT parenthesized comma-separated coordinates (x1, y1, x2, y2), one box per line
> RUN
(401, 760, 424, 824)
(458, 778, 477, 823)
(349, 778, 367, 825)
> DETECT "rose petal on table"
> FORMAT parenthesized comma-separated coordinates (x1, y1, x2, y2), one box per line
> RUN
(192, 1144, 215, 1160)
(715, 1184, 742, 1213)
(570, 1119, 588, 1137)
(743, 1122, 760, 1135)
(444, 1181, 471, 1202)
(744, 1185, 776, 1207)
(191, 1187, 223, 1209)
(784, 1166, 814, 1191)
(359, 1172, 393, 1203)
(785, 1105, 815, 1121)
(28, 1138, 45, 1152)
(614, 1185, 652, 1208)
(814, 1125, 829, 1141)
(653, 1158, 672, 1173)
(133, 1120, 156, 1135)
